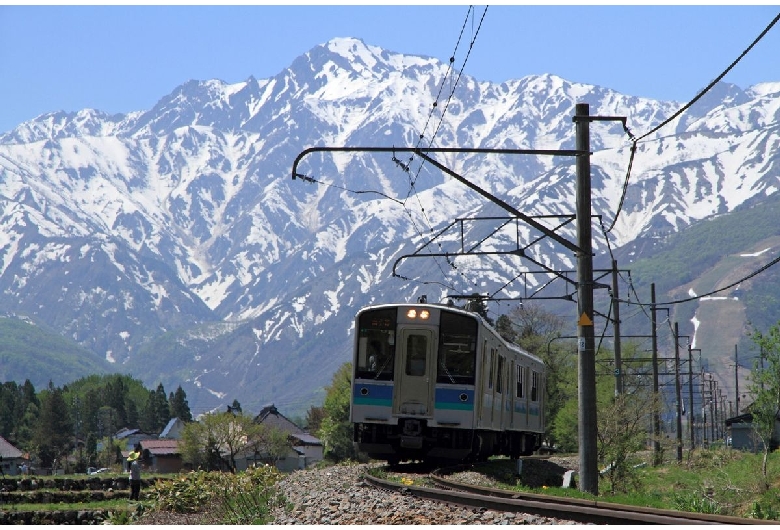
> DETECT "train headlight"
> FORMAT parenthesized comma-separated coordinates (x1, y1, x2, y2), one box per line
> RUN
(406, 308, 430, 320)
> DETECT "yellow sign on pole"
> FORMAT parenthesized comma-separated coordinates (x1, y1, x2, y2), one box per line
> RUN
(578, 312, 593, 326)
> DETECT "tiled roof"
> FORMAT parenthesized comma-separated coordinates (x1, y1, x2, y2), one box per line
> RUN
(0, 435, 23, 459)
(140, 439, 180, 456)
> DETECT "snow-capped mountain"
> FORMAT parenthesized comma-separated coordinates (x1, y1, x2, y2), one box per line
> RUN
(0, 37, 778, 416)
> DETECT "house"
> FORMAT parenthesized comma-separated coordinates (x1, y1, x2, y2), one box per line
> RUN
(0, 435, 25, 476)
(725, 412, 780, 452)
(234, 404, 323, 472)
(114, 428, 157, 451)
(138, 439, 183, 473)
(160, 417, 186, 440)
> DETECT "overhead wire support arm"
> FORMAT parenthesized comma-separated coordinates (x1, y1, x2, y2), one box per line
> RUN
(291, 145, 587, 256)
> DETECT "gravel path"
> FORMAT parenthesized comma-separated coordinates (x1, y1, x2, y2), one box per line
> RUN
(269, 462, 580, 525)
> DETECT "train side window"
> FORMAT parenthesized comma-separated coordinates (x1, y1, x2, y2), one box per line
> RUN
(496, 356, 505, 394)
(516, 365, 525, 398)
(531, 371, 539, 402)
(488, 348, 495, 389)
(405, 334, 428, 376)
(437, 312, 477, 385)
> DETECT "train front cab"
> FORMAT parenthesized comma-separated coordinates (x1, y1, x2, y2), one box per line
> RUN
(351, 304, 479, 463)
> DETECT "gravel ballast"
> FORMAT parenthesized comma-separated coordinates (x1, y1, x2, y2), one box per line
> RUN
(269, 462, 579, 525)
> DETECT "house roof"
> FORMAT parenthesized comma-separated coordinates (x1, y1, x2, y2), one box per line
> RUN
(0, 435, 23, 459)
(254, 404, 305, 435)
(140, 439, 180, 456)
(160, 417, 184, 438)
(290, 433, 322, 446)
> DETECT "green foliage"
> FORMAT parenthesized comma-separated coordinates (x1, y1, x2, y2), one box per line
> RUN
(148, 466, 285, 523)
(318, 362, 356, 461)
(747, 319, 780, 486)
(672, 490, 721, 514)
(0, 318, 111, 389)
(749, 501, 780, 520)
(628, 195, 780, 298)
(180, 412, 262, 471)
(168, 385, 193, 422)
(34, 383, 73, 468)
(149, 470, 219, 514)
(0, 379, 39, 448)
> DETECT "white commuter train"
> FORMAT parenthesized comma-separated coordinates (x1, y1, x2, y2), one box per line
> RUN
(350, 302, 546, 464)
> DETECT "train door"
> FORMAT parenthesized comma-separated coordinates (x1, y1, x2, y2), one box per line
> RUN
(392, 328, 436, 417)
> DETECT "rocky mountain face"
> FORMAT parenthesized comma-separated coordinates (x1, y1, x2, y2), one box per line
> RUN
(0, 37, 778, 417)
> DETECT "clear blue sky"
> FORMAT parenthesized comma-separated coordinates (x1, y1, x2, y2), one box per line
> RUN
(1, 4, 778, 134)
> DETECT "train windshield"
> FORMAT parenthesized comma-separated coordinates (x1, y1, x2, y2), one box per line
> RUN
(355, 308, 396, 380)
(437, 311, 477, 385)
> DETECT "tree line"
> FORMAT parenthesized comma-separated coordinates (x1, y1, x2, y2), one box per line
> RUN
(0, 374, 192, 471)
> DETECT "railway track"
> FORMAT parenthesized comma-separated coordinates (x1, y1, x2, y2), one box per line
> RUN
(363, 464, 776, 525)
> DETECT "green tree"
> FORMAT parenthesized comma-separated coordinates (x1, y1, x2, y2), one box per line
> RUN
(318, 362, 356, 461)
(155, 383, 170, 431)
(180, 411, 262, 472)
(305, 405, 326, 434)
(495, 314, 517, 344)
(34, 382, 73, 468)
(168, 385, 193, 422)
(748, 321, 780, 488)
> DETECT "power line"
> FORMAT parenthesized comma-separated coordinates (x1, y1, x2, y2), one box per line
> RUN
(605, 11, 780, 234)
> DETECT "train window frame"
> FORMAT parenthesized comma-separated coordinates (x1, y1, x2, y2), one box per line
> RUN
(531, 370, 539, 402)
(405, 333, 428, 377)
(436, 311, 477, 385)
(488, 348, 495, 390)
(355, 308, 397, 381)
(516, 365, 525, 399)
(496, 355, 505, 394)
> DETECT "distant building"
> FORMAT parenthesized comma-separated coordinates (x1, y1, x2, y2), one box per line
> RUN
(160, 418, 186, 440)
(235, 403, 323, 472)
(725, 411, 780, 452)
(139, 439, 183, 473)
(114, 428, 157, 451)
(0, 435, 25, 476)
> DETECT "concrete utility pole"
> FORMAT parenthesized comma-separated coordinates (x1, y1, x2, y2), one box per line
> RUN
(734, 344, 740, 415)
(574, 103, 598, 495)
(611, 259, 623, 396)
(688, 346, 699, 450)
(674, 322, 683, 462)
(650, 284, 661, 465)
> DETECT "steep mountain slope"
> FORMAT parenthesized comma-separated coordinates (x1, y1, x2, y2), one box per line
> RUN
(0, 37, 778, 417)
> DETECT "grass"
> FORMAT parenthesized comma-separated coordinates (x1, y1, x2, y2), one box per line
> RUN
(0, 499, 134, 512)
(474, 448, 780, 520)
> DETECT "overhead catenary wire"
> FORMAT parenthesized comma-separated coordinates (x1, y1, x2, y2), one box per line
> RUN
(605, 11, 780, 234)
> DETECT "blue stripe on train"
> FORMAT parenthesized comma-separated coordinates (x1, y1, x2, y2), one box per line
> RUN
(435, 388, 474, 411)
(352, 383, 393, 407)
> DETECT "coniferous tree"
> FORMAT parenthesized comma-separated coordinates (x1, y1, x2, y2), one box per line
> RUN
(34, 382, 72, 468)
(140, 389, 158, 433)
(126, 398, 139, 428)
(168, 385, 192, 422)
(154, 383, 170, 432)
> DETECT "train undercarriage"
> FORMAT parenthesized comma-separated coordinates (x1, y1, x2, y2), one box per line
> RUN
(354, 419, 540, 465)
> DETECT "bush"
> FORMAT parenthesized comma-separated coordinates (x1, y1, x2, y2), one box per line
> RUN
(148, 465, 285, 523)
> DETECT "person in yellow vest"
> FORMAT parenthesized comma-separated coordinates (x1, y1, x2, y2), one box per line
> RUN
(127, 450, 142, 501)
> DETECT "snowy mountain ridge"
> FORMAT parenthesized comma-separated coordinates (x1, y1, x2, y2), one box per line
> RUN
(0, 37, 778, 415)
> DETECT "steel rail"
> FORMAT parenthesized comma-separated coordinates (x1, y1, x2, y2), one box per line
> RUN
(363, 470, 775, 525)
